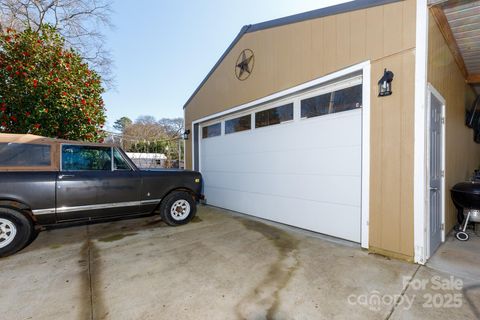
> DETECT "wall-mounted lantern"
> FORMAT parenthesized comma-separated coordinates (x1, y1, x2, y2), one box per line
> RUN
(378, 69, 394, 97)
(181, 129, 191, 140)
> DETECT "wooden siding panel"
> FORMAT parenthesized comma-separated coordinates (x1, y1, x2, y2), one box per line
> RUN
(349, 10, 367, 64)
(272, 22, 314, 91)
(335, 13, 351, 69)
(254, 32, 276, 98)
(383, 2, 405, 57)
(403, 0, 416, 50)
(310, 19, 326, 79)
(369, 51, 415, 257)
(380, 56, 402, 253)
(322, 15, 338, 75)
(365, 6, 384, 60)
(427, 11, 480, 232)
(185, 138, 192, 169)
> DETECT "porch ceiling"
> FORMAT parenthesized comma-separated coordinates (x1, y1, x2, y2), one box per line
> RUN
(430, 0, 480, 86)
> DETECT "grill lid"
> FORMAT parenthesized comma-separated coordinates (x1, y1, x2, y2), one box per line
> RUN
(451, 181, 480, 195)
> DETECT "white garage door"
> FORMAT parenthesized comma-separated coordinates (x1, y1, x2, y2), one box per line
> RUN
(198, 78, 363, 242)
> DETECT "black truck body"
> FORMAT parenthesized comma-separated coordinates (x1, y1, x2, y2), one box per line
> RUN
(0, 134, 203, 257)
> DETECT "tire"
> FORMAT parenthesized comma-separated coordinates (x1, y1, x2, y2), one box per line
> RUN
(455, 231, 469, 241)
(159, 191, 196, 226)
(0, 207, 34, 258)
(22, 227, 40, 250)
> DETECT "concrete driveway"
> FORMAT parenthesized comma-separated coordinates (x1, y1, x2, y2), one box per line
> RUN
(1, 206, 479, 320)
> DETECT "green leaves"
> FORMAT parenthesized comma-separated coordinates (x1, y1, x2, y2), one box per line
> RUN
(0, 25, 106, 142)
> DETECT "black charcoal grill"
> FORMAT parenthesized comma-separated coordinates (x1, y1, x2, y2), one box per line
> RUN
(451, 174, 480, 241)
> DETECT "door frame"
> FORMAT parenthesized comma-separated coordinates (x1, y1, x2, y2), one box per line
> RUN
(190, 60, 371, 248)
(426, 83, 446, 259)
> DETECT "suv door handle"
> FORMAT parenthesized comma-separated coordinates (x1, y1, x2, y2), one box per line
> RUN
(430, 187, 439, 191)
(59, 174, 75, 179)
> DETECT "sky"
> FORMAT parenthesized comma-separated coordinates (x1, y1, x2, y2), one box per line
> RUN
(102, 0, 351, 131)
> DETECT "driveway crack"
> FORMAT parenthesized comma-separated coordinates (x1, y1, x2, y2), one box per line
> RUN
(385, 265, 421, 320)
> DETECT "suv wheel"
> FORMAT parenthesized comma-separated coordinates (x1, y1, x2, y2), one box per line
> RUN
(159, 191, 196, 226)
(0, 208, 34, 258)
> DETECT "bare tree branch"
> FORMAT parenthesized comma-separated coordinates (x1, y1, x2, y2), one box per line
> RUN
(0, 0, 114, 88)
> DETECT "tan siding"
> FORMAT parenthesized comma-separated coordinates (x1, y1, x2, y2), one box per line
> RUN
(365, 6, 384, 59)
(185, 0, 416, 259)
(369, 50, 415, 257)
(349, 11, 367, 63)
(384, 2, 404, 56)
(428, 12, 480, 232)
(335, 14, 351, 68)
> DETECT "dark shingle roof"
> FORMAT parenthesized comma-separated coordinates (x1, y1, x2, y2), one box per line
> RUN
(183, 0, 404, 109)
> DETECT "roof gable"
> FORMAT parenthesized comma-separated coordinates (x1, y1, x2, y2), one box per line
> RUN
(183, 0, 404, 109)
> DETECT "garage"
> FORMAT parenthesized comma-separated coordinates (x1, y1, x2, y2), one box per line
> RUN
(198, 76, 364, 242)
(184, 0, 480, 263)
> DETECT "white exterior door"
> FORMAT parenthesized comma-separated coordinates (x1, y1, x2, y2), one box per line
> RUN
(198, 79, 363, 242)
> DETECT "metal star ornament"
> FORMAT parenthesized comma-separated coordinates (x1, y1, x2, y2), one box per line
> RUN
(235, 49, 255, 81)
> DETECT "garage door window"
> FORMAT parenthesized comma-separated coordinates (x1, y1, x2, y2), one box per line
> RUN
(332, 85, 362, 113)
(255, 103, 294, 128)
(225, 115, 251, 134)
(202, 123, 221, 138)
(301, 84, 362, 119)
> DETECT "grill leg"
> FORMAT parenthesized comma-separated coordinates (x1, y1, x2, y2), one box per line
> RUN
(462, 211, 471, 232)
(456, 206, 464, 225)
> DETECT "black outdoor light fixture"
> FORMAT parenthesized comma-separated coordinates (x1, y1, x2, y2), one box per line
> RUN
(378, 68, 394, 97)
(181, 129, 190, 140)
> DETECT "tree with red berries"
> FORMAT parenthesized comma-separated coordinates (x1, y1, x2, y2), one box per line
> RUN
(0, 25, 106, 141)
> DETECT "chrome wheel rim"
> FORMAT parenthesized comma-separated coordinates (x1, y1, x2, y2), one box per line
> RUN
(0, 218, 17, 248)
(170, 200, 191, 221)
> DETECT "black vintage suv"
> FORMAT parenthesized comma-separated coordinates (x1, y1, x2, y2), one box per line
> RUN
(0, 134, 203, 257)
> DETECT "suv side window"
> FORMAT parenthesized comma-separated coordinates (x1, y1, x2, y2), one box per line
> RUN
(113, 148, 132, 171)
(62, 145, 112, 171)
(0, 143, 51, 167)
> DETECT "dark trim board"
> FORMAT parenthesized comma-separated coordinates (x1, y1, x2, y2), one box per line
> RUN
(183, 0, 404, 109)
